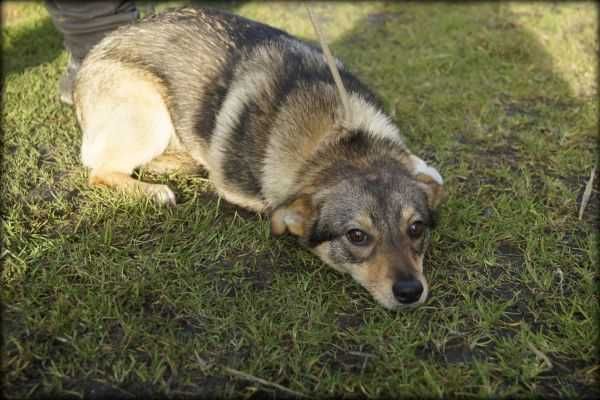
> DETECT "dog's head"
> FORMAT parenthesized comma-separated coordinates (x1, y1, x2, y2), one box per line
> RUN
(271, 154, 444, 310)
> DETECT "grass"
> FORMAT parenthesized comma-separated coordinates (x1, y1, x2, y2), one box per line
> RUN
(2, 1, 598, 398)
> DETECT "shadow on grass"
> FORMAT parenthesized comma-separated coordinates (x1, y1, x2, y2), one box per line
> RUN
(2, 16, 63, 75)
(4, 2, 597, 399)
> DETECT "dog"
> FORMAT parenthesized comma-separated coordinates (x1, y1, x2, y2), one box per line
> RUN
(73, 7, 445, 310)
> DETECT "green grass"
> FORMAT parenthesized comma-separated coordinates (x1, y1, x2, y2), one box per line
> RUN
(2, 1, 598, 398)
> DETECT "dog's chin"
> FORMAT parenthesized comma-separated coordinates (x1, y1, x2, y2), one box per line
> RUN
(379, 298, 426, 311)
(370, 285, 429, 311)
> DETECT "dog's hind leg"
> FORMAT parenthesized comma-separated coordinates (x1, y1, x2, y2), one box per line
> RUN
(143, 152, 203, 175)
(77, 62, 178, 205)
(88, 171, 176, 205)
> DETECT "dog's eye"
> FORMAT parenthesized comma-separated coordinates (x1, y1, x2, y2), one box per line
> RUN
(408, 221, 425, 239)
(346, 229, 369, 246)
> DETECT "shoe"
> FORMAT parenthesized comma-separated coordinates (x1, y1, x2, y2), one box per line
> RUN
(58, 56, 81, 105)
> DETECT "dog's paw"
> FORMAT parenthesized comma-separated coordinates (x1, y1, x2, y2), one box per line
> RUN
(147, 184, 176, 206)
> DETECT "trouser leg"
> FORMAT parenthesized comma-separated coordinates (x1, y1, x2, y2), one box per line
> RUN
(44, 1, 138, 104)
(45, 0, 138, 61)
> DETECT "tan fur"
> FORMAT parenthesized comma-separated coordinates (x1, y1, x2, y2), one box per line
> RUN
(89, 170, 176, 205)
(76, 61, 177, 206)
(271, 195, 315, 236)
(401, 206, 417, 230)
(262, 84, 339, 205)
(351, 252, 429, 309)
(338, 253, 397, 309)
(143, 152, 202, 175)
(311, 243, 346, 274)
(214, 187, 270, 213)
(415, 174, 446, 209)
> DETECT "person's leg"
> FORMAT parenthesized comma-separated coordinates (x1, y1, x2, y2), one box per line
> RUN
(44, 1, 138, 104)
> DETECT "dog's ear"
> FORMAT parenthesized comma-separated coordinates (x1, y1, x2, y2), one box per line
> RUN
(410, 155, 446, 209)
(271, 195, 315, 237)
(415, 173, 446, 209)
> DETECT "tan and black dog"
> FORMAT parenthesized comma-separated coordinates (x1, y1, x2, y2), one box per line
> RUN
(74, 7, 445, 310)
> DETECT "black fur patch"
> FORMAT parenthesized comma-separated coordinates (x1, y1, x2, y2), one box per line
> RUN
(308, 224, 337, 248)
(336, 130, 376, 156)
(428, 208, 440, 229)
(190, 7, 293, 144)
(269, 48, 383, 111)
(307, 209, 337, 247)
(221, 100, 265, 197)
(192, 52, 239, 143)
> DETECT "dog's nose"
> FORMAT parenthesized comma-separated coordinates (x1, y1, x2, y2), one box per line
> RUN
(392, 279, 423, 304)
